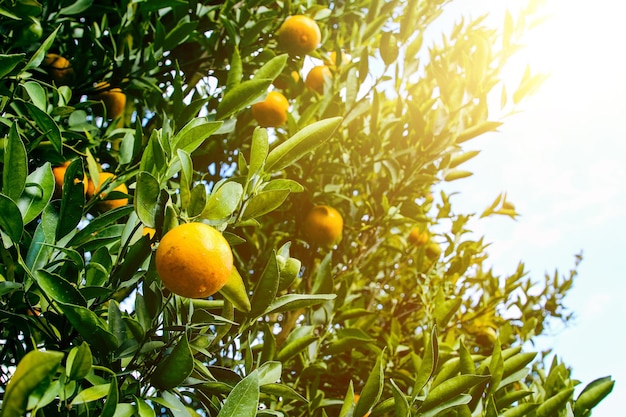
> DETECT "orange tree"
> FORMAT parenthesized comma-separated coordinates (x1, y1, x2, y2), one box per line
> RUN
(0, 0, 614, 416)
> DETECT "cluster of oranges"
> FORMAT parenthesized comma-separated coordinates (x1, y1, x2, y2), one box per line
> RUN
(42, 54, 126, 120)
(252, 14, 343, 128)
(52, 161, 128, 212)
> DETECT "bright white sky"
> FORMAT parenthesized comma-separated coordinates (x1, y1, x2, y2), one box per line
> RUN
(440, 0, 626, 414)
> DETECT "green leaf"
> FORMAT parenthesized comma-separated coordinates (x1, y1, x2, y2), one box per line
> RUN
(253, 54, 288, 81)
(188, 183, 207, 217)
(57, 302, 118, 353)
(216, 369, 260, 417)
(219, 268, 251, 313)
(34, 269, 87, 307)
(25, 205, 56, 271)
(24, 25, 60, 71)
(136, 397, 156, 417)
(202, 181, 243, 220)
(264, 294, 336, 315)
(262, 179, 304, 193)
(487, 339, 504, 396)
(135, 171, 161, 228)
(24, 102, 63, 154)
(257, 361, 282, 386)
(23, 81, 47, 111)
(574, 376, 614, 417)
(265, 117, 342, 172)
(250, 251, 280, 318)
(59, 0, 93, 15)
(536, 388, 575, 417)
(0, 193, 24, 243)
(354, 351, 384, 417)
(456, 121, 503, 144)
(247, 127, 269, 181)
(390, 379, 410, 417)
(226, 46, 242, 90)
(0, 350, 63, 417)
(17, 162, 54, 224)
(216, 78, 273, 120)
(420, 395, 472, 417)
(56, 160, 86, 239)
(151, 333, 194, 390)
(66, 343, 92, 380)
(412, 327, 438, 399)
(242, 189, 290, 220)
(68, 205, 134, 247)
(276, 326, 317, 362)
(0, 53, 25, 78)
(501, 403, 539, 417)
(3, 123, 27, 201)
(173, 118, 222, 154)
(260, 383, 308, 403)
(71, 384, 110, 405)
(503, 352, 537, 378)
(419, 374, 490, 412)
(312, 251, 332, 294)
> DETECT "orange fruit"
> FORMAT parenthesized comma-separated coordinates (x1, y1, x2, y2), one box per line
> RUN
(277, 15, 321, 56)
(326, 50, 351, 68)
(251, 91, 290, 127)
(92, 81, 126, 119)
(305, 65, 332, 94)
(425, 242, 442, 260)
(273, 70, 300, 90)
(408, 227, 429, 246)
(143, 226, 156, 239)
(155, 223, 234, 298)
(43, 53, 74, 85)
(86, 171, 129, 211)
(52, 161, 88, 198)
(302, 205, 343, 246)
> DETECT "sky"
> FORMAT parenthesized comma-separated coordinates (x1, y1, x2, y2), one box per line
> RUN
(438, 0, 626, 414)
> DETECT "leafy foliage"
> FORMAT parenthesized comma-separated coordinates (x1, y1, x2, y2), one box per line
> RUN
(0, 0, 613, 416)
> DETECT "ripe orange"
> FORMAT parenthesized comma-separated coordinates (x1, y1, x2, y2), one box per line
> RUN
(52, 161, 88, 198)
(277, 15, 321, 56)
(251, 91, 289, 127)
(408, 227, 429, 246)
(86, 171, 129, 211)
(326, 50, 351, 68)
(92, 81, 126, 119)
(143, 226, 156, 239)
(302, 205, 343, 246)
(155, 223, 234, 298)
(305, 65, 332, 94)
(44, 53, 74, 86)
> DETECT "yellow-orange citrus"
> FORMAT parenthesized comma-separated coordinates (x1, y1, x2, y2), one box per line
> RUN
(352, 394, 371, 417)
(52, 161, 88, 198)
(277, 15, 321, 56)
(92, 81, 126, 119)
(44, 53, 74, 85)
(302, 205, 343, 246)
(326, 50, 351, 68)
(87, 171, 129, 211)
(143, 226, 156, 239)
(305, 65, 332, 94)
(251, 91, 289, 127)
(273, 70, 300, 90)
(425, 242, 442, 260)
(155, 223, 234, 298)
(408, 227, 429, 246)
